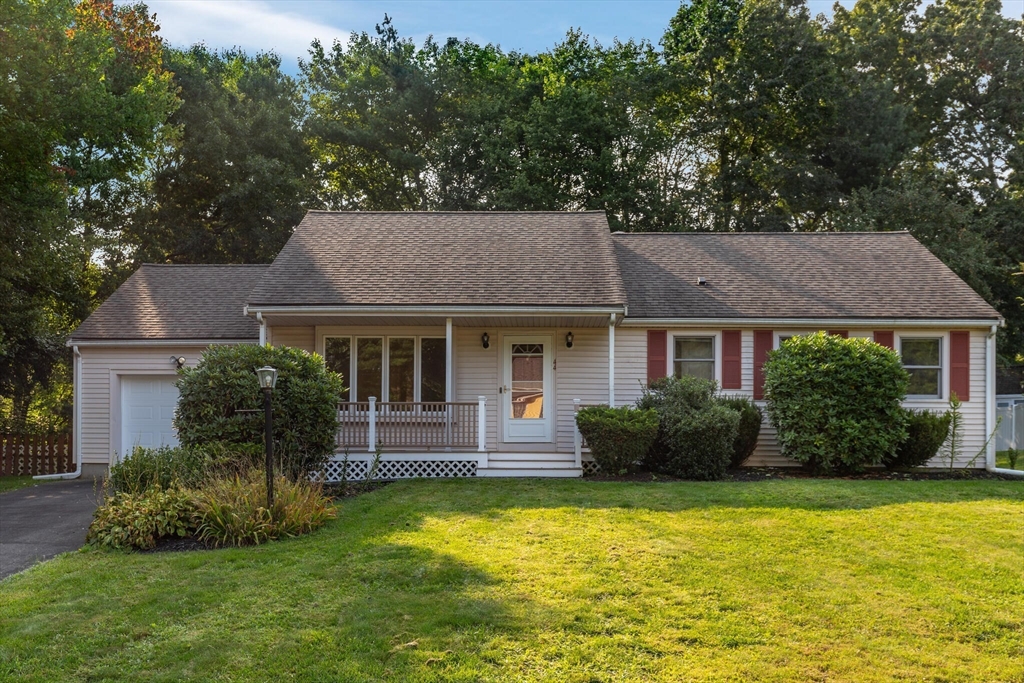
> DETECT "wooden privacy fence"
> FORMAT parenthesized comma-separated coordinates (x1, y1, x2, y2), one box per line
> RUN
(0, 434, 74, 476)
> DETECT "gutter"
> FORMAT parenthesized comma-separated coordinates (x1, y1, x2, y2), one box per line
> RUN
(245, 305, 628, 317)
(68, 339, 256, 348)
(985, 321, 1024, 477)
(34, 346, 82, 481)
(618, 317, 1004, 328)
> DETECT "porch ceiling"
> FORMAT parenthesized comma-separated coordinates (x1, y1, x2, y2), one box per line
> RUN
(262, 314, 612, 328)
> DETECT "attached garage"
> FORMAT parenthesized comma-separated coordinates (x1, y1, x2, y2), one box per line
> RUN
(120, 376, 180, 458)
(68, 265, 267, 476)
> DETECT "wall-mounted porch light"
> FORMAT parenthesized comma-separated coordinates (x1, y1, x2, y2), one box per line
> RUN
(566, 332, 574, 349)
(482, 332, 490, 349)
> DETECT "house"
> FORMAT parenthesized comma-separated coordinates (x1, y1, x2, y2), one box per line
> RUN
(68, 211, 1004, 479)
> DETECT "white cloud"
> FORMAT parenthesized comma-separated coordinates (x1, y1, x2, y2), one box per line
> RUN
(141, 1, 349, 62)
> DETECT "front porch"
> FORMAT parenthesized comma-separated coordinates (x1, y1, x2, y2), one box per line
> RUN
(325, 397, 595, 480)
(259, 310, 618, 481)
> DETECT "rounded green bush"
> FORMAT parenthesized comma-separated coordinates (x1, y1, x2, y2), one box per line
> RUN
(174, 345, 346, 480)
(575, 405, 659, 474)
(886, 408, 951, 469)
(764, 332, 908, 473)
(717, 396, 763, 467)
(637, 376, 739, 480)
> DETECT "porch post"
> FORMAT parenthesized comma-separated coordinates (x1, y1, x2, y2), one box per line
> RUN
(446, 317, 453, 449)
(367, 396, 377, 453)
(477, 396, 487, 454)
(573, 398, 582, 468)
(608, 313, 616, 407)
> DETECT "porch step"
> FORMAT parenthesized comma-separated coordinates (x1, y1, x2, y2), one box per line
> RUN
(477, 466, 582, 478)
(488, 453, 575, 465)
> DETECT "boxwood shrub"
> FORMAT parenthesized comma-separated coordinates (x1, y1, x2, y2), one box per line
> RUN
(717, 396, 763, 467)
(575, 405, 659, 474)
(764, 332, 908, 473)
(175, 345, 346, 480)
(886, 408, 952, 469)
(637, 376, 739, 480)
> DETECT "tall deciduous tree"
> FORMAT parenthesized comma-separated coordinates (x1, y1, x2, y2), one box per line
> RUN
(0, 0, 175, 431)
(124, 46, 312, 265)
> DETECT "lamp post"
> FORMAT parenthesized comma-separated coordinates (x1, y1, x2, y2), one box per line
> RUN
(255, 366, 278, 507)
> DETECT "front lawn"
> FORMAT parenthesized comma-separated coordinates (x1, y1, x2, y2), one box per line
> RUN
(1, 479, 1021, 682)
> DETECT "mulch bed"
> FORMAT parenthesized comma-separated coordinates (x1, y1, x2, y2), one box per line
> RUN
(142, 536, 214, 553)
(585, 467, 1020, 482)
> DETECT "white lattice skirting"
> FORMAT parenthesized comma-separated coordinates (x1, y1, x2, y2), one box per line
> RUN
(319, 457, 478, 482)
(581, 459, 601, 476)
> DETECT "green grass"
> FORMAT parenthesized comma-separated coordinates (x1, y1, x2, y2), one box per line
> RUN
(1, 479, 1022, 682)
(0, 476, 42, 494)
(996, 449, 1023, 471)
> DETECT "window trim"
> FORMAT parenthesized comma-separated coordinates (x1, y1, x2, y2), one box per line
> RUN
(670, 333, 719, 383)
(899, 334, 944, 399)
(322, 334, 447, 403)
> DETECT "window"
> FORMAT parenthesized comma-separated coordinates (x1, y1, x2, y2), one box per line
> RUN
(901, 337, 942, 397)
(324, 337, 351, 400)
(420, 338, 446, 403)
(674, 337, 714, 381)
(324, 335, 447, 403)
(356, 338, 383, 402)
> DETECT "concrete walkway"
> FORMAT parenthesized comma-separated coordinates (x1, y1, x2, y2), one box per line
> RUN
(0, 479, 102, 580)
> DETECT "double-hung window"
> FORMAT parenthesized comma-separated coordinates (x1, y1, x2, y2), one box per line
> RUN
(673, 337, 715, 381)
(901, 337, 942, 397)
(324, 336, 447, 403)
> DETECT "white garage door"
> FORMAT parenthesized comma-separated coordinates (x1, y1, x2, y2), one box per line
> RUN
(121, 376, 180, 458)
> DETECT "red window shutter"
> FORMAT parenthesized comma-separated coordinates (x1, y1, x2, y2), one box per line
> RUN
(647, 330, 667, 383)
(753, 330, 773, 400)
(722, 330, 742, 390)
(949, 331, 970, 402)
(828, 330, 849, 338)
(873, 331, 894, 349)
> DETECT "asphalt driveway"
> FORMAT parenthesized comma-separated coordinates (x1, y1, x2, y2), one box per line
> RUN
(0, 479, 102, 579)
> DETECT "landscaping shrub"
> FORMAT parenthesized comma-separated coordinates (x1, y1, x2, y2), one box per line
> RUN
(86, 487, 197, 550)
(108, 445, 213, 495)
(886, 409, 952, 469)
(575, 406, 659, 474)
(764, 332, 908, 473)
(637, 376, 739, 480)
(717, 396, 763, 467)
(174, 344, 346, 480)
(192, 469, 336, 547)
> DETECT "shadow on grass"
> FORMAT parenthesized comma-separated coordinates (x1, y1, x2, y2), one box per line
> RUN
(347, 476, 1024, 518)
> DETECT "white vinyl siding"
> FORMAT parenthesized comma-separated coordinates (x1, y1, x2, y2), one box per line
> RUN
(269, 326, 315, 352)
(622, 326, 992, 468)
(78, 346, 217, 466)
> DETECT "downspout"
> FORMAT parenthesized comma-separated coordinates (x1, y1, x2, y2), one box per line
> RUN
(34, 345, 82, 480)
(257, 312, 266, 346)
(986, 322, 1023, 477)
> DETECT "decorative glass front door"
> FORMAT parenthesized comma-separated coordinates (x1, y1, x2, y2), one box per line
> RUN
(503, 335, 553, 442)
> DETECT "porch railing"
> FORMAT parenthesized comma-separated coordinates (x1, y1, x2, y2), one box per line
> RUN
(337, 397, 486, 452)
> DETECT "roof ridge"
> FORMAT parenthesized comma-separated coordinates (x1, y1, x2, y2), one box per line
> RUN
(304, 209, 606, 215)
(611, 231, 913, 236)
(139, 263, 271, 267)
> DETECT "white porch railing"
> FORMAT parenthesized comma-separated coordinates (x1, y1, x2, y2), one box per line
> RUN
(337, 397, 486, 452)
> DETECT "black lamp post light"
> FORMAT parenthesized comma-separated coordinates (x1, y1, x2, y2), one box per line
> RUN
(255, 365, 278, 507)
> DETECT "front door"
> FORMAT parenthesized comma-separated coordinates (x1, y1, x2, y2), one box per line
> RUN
(502, 335, 553, 442)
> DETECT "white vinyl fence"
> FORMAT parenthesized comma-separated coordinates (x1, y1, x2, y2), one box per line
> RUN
(995, 401, 1024, 452)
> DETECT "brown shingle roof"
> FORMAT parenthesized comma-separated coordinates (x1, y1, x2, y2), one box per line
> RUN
(246, 211, 627, 308)
(613, 232, 1001, 321)
(71, 265, 267, 341)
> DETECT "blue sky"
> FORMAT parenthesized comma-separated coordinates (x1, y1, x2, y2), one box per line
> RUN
(141, 0, 1024, 74)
